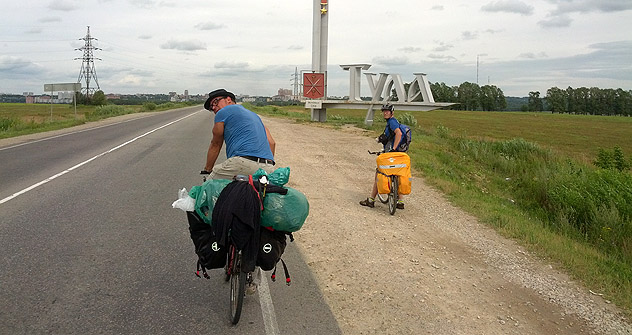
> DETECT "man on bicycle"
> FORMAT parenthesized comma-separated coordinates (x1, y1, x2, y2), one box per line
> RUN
(203, 88, 277, 179)
(203, 88, 276, 294)
(359, 103, 407, 209)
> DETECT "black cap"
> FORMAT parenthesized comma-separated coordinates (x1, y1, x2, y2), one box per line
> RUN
(204, 89, 236, 110)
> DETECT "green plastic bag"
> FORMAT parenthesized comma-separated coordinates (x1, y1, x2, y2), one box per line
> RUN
(254, 167, 290, 186)
(261, 187, 309, 232)
(190, 178, 231, 225)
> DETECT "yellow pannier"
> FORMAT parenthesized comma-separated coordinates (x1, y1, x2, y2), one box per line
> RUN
(376, 152, 412, 195)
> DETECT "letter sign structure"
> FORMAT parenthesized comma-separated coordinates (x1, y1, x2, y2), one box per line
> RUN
(303, 72, 325, 99)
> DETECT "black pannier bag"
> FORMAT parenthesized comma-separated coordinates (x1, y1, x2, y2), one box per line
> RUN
(256, 228, 287, 271)
(187, 211, 227, 273)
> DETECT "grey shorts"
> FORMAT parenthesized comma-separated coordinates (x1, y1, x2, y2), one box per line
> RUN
(210, 156, 276, 180)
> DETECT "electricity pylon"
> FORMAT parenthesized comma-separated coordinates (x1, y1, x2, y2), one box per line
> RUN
(75, 26, 101, 98)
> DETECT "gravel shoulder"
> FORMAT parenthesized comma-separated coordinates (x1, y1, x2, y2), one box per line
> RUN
(264, 116, 632, 335)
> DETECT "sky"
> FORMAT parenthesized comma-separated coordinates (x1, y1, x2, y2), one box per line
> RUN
(0, 0, 631, 98)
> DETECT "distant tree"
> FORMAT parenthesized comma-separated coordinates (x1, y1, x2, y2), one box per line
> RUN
(91, 90, 107, 106)
(457, 82, 481, 111)
(546, 87, 567, 113)
(528, 91, 543, 112)
(614, 89, 632, 116)
(479, 85, 506, 111)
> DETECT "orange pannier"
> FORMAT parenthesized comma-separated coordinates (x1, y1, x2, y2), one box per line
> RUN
(375, 152, 412, 195)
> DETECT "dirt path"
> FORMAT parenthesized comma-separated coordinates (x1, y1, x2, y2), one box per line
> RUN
(264, 116, 631, 335)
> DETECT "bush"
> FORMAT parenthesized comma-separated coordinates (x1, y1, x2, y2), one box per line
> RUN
(594, 146, 630, 172)
(399, 112, 418, 127)
(86, 105, 133, 120)
(143, 102, 157, 111)
(0, 117, 20, 131)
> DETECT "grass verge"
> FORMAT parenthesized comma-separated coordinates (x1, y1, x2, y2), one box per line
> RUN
(0, 102, 193, 139)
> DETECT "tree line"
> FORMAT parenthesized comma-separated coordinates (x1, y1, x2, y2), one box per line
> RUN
(422, 82, 632, 115)
(530, 87, 632, 116)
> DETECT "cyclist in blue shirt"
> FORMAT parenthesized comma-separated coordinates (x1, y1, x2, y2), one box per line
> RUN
(359, 104, 406, 209)
(203, 88, 276, 180)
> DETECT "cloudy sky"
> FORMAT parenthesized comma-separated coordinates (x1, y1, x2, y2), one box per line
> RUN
(1, 0, 631, 98)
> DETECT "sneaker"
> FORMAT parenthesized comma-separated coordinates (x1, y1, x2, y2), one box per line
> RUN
(396, 201, 404, 209)
(359, 198, 375, 208)
(246, 282, 257, 295)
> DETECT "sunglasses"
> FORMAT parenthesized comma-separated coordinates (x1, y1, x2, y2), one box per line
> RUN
(210, 96, 226, 108)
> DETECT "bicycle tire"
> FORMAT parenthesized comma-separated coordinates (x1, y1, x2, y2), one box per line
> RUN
(388, 176, 398, 215)
(229, 247, 246, 325)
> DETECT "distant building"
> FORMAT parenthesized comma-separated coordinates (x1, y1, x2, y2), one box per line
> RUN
(272, 88, 294, 102)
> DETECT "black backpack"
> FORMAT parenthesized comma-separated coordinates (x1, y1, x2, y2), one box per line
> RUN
(186, 211, 227, 278)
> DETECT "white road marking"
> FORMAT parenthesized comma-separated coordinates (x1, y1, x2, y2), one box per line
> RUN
(258, 275, 281, 335)
(0, 112, 196, 205)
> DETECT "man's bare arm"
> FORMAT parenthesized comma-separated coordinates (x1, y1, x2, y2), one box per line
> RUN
(204, 122, 225, 172)
(265, 125, 276, 156)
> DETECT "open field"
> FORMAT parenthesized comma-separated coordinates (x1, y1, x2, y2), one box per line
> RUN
(272, 106, 632, 164)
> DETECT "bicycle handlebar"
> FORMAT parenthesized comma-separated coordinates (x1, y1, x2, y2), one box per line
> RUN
(368, 150, 385, 155)
(200, 170, 211, 175)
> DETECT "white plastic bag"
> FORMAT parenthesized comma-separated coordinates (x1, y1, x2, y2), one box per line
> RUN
(172, 187, 195, 212)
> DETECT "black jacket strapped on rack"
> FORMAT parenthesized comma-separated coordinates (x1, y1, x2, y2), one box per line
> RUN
(211, 179, 287, 272)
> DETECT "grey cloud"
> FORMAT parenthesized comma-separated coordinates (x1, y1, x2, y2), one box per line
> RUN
(160, 39, 206, 51)
(48, 0, 80, 11)
(129, 0, 156, 8)
(288, 45, 303, 50)
(428, 54, 458, 62)
(0, 56, 43, 75)
(215, 61, 250, 69)
(518, 52, 548, 59)
(461, 31, 478, 40)
(26, 28, 43, 34)
(400, 46, 421, 53)
(211, 61, 267, 76)
(38, 16, 62, 23)
(138, 35, 152, 40)
(372, 56, 409, 66)
(433, 43, 454, 52)
(481, 0, 534, 15)
(538, 15, 573, 28)
(548, 0, 632, 15)
(195, 22, 225, 31)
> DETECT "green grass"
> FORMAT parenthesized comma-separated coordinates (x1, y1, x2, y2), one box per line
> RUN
(0, 102, 191, 139)
(252, 104, 632, 316)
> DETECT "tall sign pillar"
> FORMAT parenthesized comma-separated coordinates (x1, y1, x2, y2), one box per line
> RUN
(310, 0, 329, 122)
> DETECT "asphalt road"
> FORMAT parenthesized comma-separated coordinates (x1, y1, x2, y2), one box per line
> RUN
(0, 106, 341, 334)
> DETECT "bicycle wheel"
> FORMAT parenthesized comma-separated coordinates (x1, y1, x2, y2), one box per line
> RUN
(388, 176, 399, 215)
(229, 246, 246, 325)
(377, 193, 389, 203)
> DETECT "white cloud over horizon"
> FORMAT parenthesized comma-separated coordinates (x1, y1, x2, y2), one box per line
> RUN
(0, 0, 631, 98)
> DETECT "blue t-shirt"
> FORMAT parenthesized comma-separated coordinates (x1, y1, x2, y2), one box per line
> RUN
(383, 117, 401, 151)
(214, 104, 274, 160)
